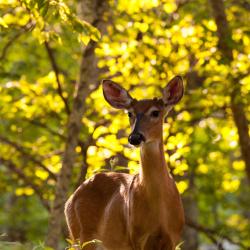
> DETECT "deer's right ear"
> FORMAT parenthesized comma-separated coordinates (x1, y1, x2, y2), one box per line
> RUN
(102, 80, 133, 109)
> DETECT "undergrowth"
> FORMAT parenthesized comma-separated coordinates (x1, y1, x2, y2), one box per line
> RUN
(66, 239, 183, 249)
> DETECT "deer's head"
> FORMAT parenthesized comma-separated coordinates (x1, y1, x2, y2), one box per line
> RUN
(102, 76, 184, 146)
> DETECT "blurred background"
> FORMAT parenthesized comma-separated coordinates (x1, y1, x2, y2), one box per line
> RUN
(0, 0, 249, 249)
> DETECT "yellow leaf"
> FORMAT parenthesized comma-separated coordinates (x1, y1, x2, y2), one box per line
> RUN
(75, 146, 82, 153)
(204, 20, 217, 32)
(163, 2, 176, 14)
(15, 187, 34, 196)
(0, 17, 8, 27)
(35, 169, 49, 180)
(78, 34, 90, 45)
(135, 22, 149, 33)
(177, 181, 188, 194)
(15, 188, 24, 196)
(222, 179, 240, 192)
(90, 27, 101, 41)
(24, 187, 34, 195)
(197, 164, 209, 174)
(233, 160, 245, 171)
(226, 214, 248, 230)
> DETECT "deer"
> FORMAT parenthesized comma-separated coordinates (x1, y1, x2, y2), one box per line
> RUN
(65, 76, 185, 250)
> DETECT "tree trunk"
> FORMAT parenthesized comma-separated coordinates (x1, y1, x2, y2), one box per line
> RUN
(182, 194, 199, 250)
(208, 0, 250, 182)
(182, 63, 200, 250)
(182, 167, 199, 250)
(45, 1, 109, 249)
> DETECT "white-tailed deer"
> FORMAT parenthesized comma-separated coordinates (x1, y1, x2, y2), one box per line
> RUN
(65, 76, 185, 250)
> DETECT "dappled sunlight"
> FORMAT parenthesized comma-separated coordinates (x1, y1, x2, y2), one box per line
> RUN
(0, 0, 250, 249)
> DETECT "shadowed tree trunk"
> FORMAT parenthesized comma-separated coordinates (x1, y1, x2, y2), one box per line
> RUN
(182, 167, 199, 250)
(181, 58, 201, 250)
(208, 0, 250, 183)
(5, 195, 26, 243)
(182, 193, 199, 250)
(45, 0, 109, 248)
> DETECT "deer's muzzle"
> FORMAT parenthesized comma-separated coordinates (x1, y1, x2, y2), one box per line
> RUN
(128, 113, 145, 146)
(128, 133, 145, 146)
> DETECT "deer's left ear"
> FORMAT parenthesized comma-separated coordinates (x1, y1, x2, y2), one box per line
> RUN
(162, 76, 184, 105)
(102, 79, 133, 109)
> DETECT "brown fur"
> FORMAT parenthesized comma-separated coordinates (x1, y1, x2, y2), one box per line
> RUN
(65, 94, 185, 249)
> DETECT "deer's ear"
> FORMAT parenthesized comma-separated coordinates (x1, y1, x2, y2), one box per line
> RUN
(162, 76, 184, 105)
(102, 80, 133, 109)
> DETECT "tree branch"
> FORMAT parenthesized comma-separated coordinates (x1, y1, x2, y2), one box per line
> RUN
(24, 118, 66, 140)
(0, 135, 56, 180)
(0, 23, 32, 61)
(0, 157, 49, 210)
(45, 1, 110, 247)
(168, 0, 192, 22)
(74, 119, 111, 188)
(44, 41, 71, 115)
(0, 32, 23, 61)
(186, 217, 249, 249)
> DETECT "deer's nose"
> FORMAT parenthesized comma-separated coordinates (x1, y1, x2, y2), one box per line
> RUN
(128, 133, 145, 146)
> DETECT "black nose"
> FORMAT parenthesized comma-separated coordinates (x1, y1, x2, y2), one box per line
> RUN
(128, 133, 145, 146)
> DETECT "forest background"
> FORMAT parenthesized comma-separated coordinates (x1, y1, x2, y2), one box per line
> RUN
(0, 0, 250, 249)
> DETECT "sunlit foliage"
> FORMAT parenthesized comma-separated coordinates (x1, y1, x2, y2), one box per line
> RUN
(0, 0, 249, 248)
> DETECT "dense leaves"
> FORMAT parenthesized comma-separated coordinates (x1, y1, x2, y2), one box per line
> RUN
(0, 0, 249, 249)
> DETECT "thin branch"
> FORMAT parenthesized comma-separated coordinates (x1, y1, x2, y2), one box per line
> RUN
(0, 32, 23, 61)
(74, 142, 88, 189)
(24, 118, 66, 140)
(74, 119, 111, 188)
(43, 150, 64, 158)
(186, 217, 249, 249)
(44, 41, 71, 115)
(0, 157, 49, 210)
(231, 0, 250, 10)
(0, 23, 33, 61)
(168, 0, 192, 22)
(0, 135, 57, 180)
(0, 30, 26, 61)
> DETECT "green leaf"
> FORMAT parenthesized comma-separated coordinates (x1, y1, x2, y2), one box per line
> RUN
(40, 1, 49, 17)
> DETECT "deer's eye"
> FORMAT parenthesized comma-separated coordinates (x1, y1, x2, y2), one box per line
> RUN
(128, 112, 133, 118)
(151, 110, 160, 118)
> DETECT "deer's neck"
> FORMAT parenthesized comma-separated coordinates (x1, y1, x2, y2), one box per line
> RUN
(139, 139, 170, 196)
